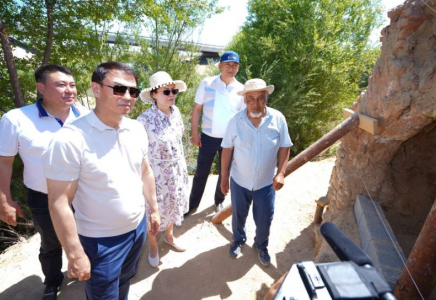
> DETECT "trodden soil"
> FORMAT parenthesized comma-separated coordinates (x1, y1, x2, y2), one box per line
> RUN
(0, 158, 336, 300)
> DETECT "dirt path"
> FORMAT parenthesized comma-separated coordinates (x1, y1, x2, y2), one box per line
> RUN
(0, 158, 335, 300)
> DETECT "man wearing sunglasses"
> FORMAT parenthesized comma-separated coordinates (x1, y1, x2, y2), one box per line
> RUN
(186, 50, 245, 216)
(43, 62, 160, 299)
(0, 64, 88, 300)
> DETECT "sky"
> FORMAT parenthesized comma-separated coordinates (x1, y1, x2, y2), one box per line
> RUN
(197, 0, 407, 47)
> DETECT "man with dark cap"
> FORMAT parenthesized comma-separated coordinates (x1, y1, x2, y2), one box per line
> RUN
(186, 50, 245, 216)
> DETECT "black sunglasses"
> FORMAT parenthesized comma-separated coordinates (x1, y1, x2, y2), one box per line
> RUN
(100, 83, 141, 98)
(160, 89, 179, 96)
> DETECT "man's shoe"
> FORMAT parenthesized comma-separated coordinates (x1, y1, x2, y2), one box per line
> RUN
(42, 284, 61, 300)
(229, 241, 243, 258)
(253, 243, 271, 267)
(215, 203, 224, 212)
(183, 207, 197, 218)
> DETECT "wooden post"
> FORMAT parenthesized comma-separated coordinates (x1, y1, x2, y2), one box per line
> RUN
(212, 113, 361, 224)
(393, 200, 436, 300)
(285, 113, 360, 176)
(314, 196, 329, 225)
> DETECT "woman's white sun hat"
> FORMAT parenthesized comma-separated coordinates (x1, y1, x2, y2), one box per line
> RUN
(140, 71, 187, 103)
(236, 78, 274, 96)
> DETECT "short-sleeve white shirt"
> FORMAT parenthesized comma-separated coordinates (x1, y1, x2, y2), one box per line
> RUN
(221, 107, 293, 191)
(0, 100, 88, 193)
(195, 75, 245, 138)
(43, 111, 148, 238)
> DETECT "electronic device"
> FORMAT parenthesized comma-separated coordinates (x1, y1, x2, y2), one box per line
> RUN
(273, 222, 396, 300)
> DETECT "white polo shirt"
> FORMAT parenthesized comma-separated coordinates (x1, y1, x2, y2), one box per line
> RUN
(195, 75, 245, 138)
(43, 111, 148, 238)
(0, 99, 87, 194)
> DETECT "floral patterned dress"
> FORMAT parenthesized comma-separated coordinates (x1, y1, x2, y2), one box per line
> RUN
(137, 104, 189, 231)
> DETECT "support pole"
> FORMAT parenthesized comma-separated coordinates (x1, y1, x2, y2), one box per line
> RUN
(211, 113, 360, 224)
(393, 200, 436, 300)
(285, 113, 360, 176)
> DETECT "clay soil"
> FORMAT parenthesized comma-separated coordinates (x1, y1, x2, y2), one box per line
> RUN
(0, 158, 335, 300)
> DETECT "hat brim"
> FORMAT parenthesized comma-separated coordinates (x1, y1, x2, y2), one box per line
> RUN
(237, 85, 274, 96)
(140, 80, 187, 103)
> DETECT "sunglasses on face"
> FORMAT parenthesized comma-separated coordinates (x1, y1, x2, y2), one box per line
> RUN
(159, 89, 179, 96)
(100, 83, 140, 98)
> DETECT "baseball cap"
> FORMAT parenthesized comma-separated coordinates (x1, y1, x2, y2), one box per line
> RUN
(220, 51, 240, 64)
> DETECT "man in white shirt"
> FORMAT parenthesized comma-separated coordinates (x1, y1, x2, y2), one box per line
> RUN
(221, 79, 292, 267)
(43, 62, 160, 299)
(187, 51, 245, 216)
(0, 64, 88, 300)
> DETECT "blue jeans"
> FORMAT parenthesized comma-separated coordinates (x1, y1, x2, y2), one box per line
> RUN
(189, 133, 225, 210)
(230, 178, 275, 250)
(27, 188, 64, 287)
(79, 215, 147, 300)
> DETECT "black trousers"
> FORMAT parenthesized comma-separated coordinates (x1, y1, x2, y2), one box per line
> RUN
(27, 188, 64, 287)
(189, 133, 225, 210)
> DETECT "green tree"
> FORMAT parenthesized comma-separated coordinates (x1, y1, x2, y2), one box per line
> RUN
(229, 0, 382, 153)
(0, 0, 147, 111)
(0, 0, 222, 249)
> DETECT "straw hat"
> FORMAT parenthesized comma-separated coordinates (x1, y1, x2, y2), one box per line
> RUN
(139, 71, 187, 103)
(237, 78, 274, 96)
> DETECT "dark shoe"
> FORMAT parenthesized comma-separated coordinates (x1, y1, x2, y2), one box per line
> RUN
(183, 207, 197, 218)
(253, 243, 270, 267)
(215, 203, 224, 212)
(229, 241, 243, 258)
(42, 284, 61, 300)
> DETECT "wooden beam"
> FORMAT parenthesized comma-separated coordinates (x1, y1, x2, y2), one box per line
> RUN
(212, 114, 360, 224)
(343, 108, 378, 135)
(394, 199, 436, 299)
(285, 113, 360, 176)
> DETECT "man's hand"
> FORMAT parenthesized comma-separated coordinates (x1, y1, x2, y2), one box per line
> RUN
(0, 199, 23, 226)
(273, 173, 285, 191)
(149, 211, 161, 236)
(221, 176, 230, 195)
(191, 134, 202, 147)
(68, 254, 91, 281)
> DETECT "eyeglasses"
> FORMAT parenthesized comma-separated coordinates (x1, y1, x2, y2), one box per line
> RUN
(100, 83, 141, 98)
(159, 89, 179, 96)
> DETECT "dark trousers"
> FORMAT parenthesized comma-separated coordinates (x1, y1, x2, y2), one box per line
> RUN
(79, 215, 147, 300)
(189, 133, 225, 210)
(27, 188, 64, 287)
(230, 178, 275, 250)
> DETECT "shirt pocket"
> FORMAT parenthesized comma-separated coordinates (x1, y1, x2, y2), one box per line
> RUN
(263, 129, 279, 154)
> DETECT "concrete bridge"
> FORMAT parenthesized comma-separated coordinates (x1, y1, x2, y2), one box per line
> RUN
(105, 32, 225, 65)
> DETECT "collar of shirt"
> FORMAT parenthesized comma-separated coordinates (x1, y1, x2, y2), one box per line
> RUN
(215, 75, 240, 90)
(241, 107, 272, 129)
(151, 102, 174, 119)
(85, 110, 130, 132)
(36, 98, 80, 126)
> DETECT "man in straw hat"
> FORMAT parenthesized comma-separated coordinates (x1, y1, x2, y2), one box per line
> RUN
(220, 78, 292, 267)
(186, 50, 245, 216)
(43, 62, 160, 299)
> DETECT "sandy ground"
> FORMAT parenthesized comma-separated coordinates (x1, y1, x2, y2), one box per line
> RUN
(0, 158, 335, 300)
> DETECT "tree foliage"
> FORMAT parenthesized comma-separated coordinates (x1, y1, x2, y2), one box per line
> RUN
(228, 0, 383, 153)
(0, 0, 222, 247)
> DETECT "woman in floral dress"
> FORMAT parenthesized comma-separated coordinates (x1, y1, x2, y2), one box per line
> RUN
(137, 71, 189, 268)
